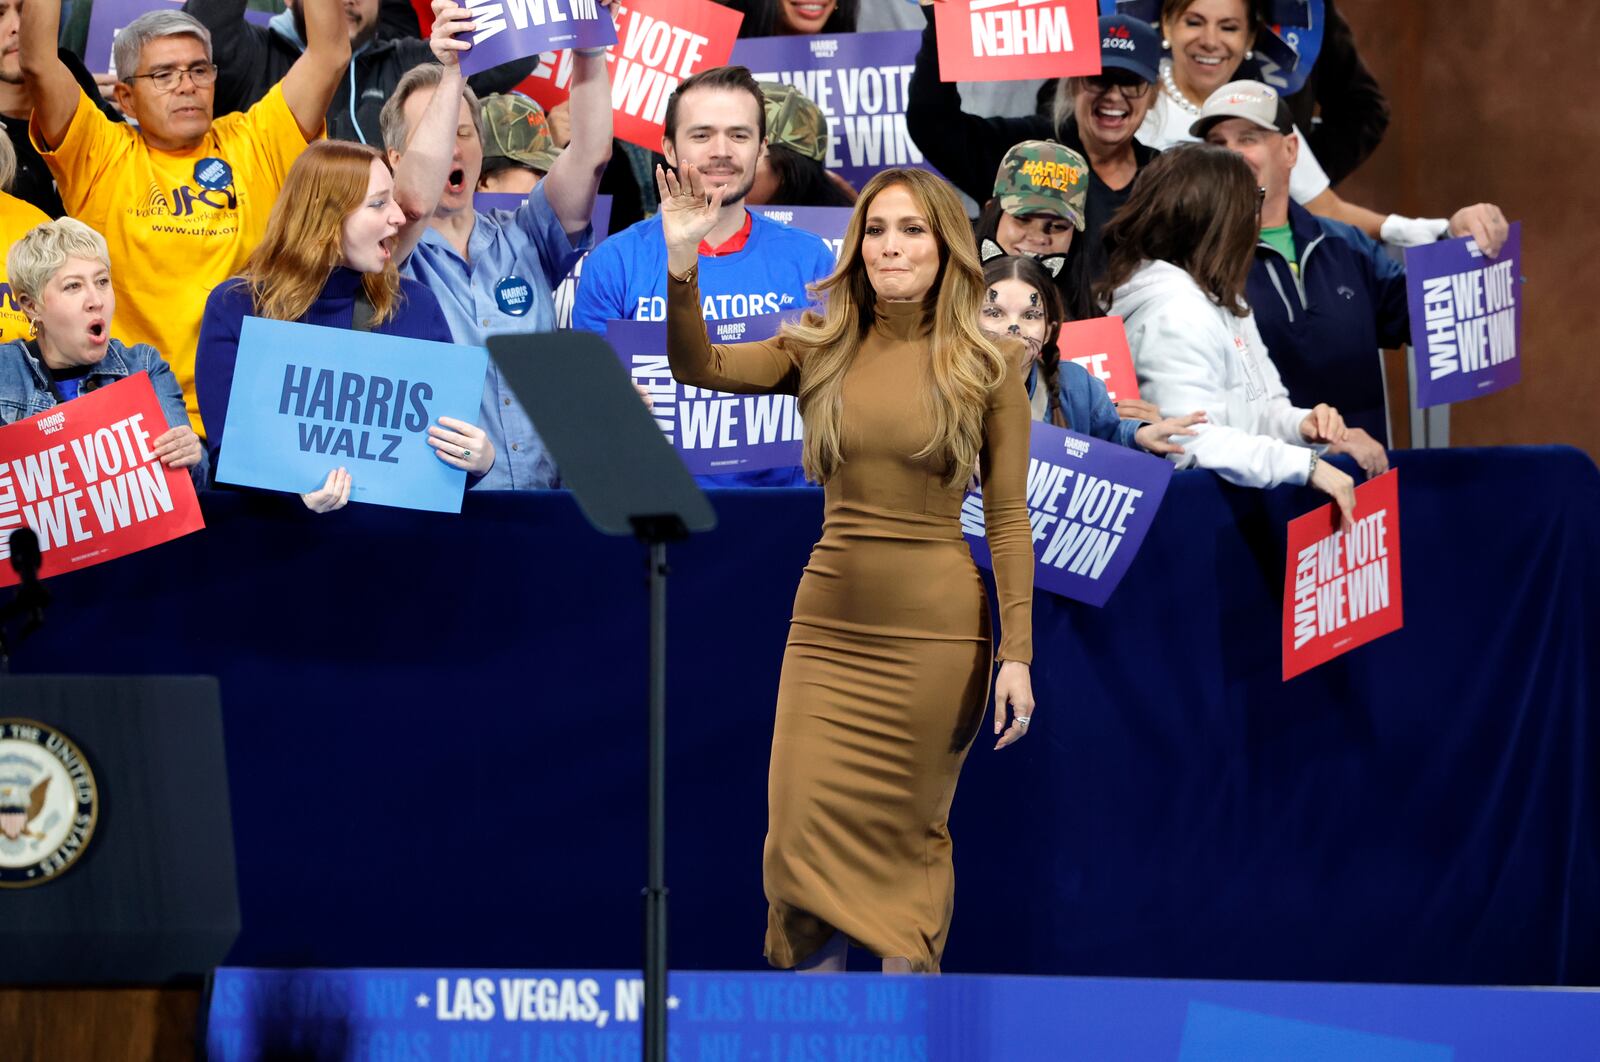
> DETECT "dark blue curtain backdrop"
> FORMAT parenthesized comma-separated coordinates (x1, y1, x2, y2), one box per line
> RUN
(14, 446, 1598, 984)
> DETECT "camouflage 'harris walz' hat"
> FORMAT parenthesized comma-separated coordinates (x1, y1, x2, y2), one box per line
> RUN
(480, 92, 562, 174)
(758, 81, 829, 162)
(994, 140, 1090, 230)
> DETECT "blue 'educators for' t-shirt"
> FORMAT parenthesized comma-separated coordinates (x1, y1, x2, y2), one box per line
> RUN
(573, 209, 834, 489)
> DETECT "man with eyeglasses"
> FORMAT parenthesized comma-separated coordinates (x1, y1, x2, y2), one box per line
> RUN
(19, 0, 349, 437)
(908, 11, 1163, 287)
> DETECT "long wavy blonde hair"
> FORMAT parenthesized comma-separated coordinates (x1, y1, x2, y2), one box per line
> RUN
(787, 168, 1007, 488)
(239, 140, 403, 325)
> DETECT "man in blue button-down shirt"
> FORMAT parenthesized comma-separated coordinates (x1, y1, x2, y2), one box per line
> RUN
(382, 1, 613, 489)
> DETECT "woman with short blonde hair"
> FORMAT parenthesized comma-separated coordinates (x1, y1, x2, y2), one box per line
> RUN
(196, 139, 495, 512)
(0, 217, 203, 477)
(662, 162, 1037, 973)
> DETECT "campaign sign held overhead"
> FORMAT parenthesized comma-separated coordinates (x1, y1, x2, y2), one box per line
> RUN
(1405, 224, 1522, 408)
(0, 373, 203, 585)
(963, 422, 1173, 606)
(216, 318, 489, 513)
(515, 0, 744, 151)
(608, 315, 803, 476)
(733, 32, 932, 191)
(1057, 315, 1140, 403)
(1282, 470, 1403, 680)
(458, 0, 618, 78)
(935, 0, 1102, 83)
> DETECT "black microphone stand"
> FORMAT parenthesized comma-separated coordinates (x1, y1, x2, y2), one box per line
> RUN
(0, 527, 50, 674)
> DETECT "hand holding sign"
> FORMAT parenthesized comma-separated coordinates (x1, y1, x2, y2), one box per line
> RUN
(1309, 458, 1356, 531)
(657, 163, 727, 274)
(427, 416, 495, 474)
(431, 0, 477, 67)
(302, 468, 353, 513)
(151, 426, 204, 470)
(1447, 203, 1510, 258)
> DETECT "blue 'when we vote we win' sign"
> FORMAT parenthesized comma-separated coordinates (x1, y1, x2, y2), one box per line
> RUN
(608, 316, 803, 477)
(216, 318, 489, 513)
(963, 422, 1174, 607)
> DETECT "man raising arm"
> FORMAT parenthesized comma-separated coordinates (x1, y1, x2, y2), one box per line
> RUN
(20, 0, 350, 435)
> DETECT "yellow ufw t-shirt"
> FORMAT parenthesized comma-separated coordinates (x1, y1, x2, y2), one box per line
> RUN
(0, 192, 52, 344)
(32, 84, 315, 436)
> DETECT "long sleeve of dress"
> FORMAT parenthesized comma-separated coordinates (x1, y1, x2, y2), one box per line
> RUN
(979, 356, 1035, 664)
(666, 272, 802, 395)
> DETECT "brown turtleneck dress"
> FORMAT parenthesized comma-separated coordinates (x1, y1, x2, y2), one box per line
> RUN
(666, 272, 1034, 972)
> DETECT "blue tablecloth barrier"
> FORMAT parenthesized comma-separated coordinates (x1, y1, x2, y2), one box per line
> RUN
(204, 967, 1600, 1061)
(16, 446, 1600, 984)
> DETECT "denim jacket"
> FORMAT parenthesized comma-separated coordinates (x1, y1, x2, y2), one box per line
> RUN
(0, 337, 208, 484)
(1026, 360, 1145, 450)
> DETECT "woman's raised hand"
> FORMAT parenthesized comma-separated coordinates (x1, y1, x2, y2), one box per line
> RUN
(656, 163, 725, 274)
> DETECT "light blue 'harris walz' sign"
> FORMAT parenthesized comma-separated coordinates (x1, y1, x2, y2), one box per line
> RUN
(216, 317, 488, 513)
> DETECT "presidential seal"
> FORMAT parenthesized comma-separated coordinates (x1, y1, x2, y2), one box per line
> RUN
(0, 718, 99, 888)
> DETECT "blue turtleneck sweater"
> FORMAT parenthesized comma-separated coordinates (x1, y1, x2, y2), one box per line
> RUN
(195, 267, 453, 474)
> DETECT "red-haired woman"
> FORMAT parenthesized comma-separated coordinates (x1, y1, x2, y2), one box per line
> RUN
(195, 139, 495, 510)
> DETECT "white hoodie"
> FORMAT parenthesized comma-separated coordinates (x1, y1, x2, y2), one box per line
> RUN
(1110, 260, 1317, 489)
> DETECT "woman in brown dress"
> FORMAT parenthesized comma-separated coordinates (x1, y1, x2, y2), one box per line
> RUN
(660, 162, 1037, 973)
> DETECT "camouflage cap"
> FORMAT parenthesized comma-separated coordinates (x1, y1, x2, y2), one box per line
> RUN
(994, 140, 1089, 230)
(480, 93, 562, 174)
(759, 81, 829, 163)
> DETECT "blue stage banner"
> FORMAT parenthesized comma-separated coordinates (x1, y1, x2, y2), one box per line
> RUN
(205, 967, 1600, 1061)
(215, 318, 488, 513)
(607, 316, 802, 476)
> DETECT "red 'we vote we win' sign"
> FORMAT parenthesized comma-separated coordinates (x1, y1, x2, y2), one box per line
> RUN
(1281, 471, 1403, 680)
(0, 375, 203, 586)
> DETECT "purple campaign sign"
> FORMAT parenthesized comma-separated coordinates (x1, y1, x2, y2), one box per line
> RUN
(459, 0, 617, 78)
(1405, 222, 1522, 409)
(731, 31, 935, 191)
(750, 205, 850, 259)
(962, 422, 1174, 607)
(607, 316, 805, 476)
(87, 0, 270, 74)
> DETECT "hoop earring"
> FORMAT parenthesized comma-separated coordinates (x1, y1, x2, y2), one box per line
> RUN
(26, 318, 38, 340)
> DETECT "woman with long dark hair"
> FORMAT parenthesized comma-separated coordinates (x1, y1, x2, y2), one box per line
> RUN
(662, 162, 1036, 973)
(196, 139, 495, 510)
(1098, 143, 1357, 522)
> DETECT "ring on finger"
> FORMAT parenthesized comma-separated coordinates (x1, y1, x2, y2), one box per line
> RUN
(461, 448, 472, 459)
(1015, 716, 1031, 727)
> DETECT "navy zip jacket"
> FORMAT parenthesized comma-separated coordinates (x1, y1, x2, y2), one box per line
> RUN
(1248, 200, 1409, 447)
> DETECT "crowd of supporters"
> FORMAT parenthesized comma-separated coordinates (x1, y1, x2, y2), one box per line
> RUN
(0, 0, 1509, 525)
